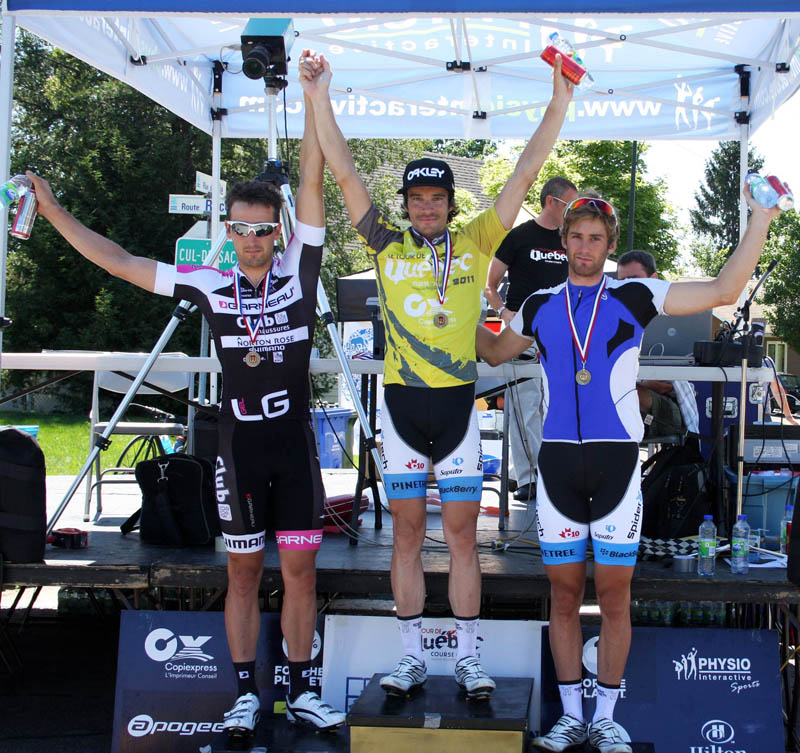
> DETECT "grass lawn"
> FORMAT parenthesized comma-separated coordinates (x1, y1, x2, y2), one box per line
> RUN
(0, 412, 171, 475)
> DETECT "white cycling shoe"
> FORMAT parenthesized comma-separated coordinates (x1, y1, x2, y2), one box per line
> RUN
(222, 692, 260, 738)
(285, 690, 346, 731)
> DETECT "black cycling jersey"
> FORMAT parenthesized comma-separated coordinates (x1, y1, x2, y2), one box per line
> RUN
(154, 221, 323, 422)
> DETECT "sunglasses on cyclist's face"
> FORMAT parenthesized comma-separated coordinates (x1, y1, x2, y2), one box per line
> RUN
(563, 197, 617, 220)
(228, 221, 280, 237)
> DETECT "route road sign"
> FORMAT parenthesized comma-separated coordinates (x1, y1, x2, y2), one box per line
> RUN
(168, 194, 226, 215)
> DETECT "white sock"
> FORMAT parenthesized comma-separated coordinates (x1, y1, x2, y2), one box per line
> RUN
(454, 616, 479, 661)
(558, 681, 584, 721)
(593, 682, 621, 723)
(397, 615, 423, 662)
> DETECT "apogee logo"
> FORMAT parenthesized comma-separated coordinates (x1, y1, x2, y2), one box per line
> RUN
(127, 714, 223, 738)
(145, 628, 213, 663)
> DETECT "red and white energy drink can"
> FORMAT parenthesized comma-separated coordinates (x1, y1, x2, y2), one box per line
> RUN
(765, 175, 794, 211)
(10, 187, 37, 240)
(540, 32, 593, 87)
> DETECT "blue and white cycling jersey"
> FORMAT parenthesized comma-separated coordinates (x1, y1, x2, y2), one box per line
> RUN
(510, 276, 671, 444)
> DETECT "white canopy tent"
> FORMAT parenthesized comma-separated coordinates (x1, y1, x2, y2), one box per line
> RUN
(1, 4, 799, 322)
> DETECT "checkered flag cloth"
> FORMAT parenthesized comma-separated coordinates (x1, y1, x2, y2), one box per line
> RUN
(638, 536, 699, 560)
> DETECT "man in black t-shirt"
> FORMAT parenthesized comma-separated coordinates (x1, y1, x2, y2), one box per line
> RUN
(483, 176, 577, 501)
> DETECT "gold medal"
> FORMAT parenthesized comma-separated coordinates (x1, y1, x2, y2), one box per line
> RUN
(433, 311, 449, 328)
(244, 350, 262, 368)
(576, 368, 591, 386)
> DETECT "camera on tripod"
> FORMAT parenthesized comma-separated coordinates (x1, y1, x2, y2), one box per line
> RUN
(240, 18, 294, 89)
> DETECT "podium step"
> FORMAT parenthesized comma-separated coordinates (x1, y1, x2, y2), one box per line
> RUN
(347, 674, 532, 753)
(203, 717, 349, 753)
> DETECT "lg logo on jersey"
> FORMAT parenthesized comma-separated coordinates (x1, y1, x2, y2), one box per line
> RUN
(231, 390, 290, 421)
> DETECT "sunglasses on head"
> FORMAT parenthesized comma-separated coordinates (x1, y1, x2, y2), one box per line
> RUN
(563, 197, 617, 220)
(228, 220, 279, 237)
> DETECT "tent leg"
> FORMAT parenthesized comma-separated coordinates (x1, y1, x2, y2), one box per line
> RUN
(0, 15, 16, 371)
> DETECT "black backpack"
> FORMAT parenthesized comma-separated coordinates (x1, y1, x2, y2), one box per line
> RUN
(122, 454, 220, 546)
(641, 440, 711, 540)
(0, 427, 46, 563)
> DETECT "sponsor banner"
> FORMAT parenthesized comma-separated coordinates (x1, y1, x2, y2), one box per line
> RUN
(540, 626, 782, 752)
(112, 611, 324, 752)
(338, 322, 384, 416)
(321, 615, 544, 733)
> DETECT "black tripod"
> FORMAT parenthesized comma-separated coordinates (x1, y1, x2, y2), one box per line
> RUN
(349, 299, 384, 543)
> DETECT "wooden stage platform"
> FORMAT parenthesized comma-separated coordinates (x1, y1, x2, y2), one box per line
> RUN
(3, 470, 799, 609)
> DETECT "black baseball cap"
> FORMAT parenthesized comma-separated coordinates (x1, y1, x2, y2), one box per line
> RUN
(398, 157, 455, 196)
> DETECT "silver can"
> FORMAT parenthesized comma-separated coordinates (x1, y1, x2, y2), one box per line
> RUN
(10, 188, 37, 240)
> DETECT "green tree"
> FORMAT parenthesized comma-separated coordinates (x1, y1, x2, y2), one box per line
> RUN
(480, 140, 680, 273)
(690, 140, 764, 273)
(430, 139, 496, 158)
(7, 32, 428, 405)
(761, 210, 800, 353)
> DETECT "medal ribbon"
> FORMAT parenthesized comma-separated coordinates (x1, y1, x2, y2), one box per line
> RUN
(564, 277, 606, 366)
(233, 265, 272, 350)
(421, 231, 453, 306)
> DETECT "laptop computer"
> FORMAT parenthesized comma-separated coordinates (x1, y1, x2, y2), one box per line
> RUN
(640, 310, 713, 358)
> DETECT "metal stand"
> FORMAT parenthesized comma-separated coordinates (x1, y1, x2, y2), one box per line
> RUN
(46, 228, 229, 534)
(729, 260, 776, 524)
(349, 301, 384, 543)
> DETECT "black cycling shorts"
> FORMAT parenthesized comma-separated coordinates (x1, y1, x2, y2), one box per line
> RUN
(215, 418, 324, 553)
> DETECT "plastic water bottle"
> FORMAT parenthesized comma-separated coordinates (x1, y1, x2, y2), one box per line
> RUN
(745, 173, 794, 211)
(0, 174, 31, 209)
(697, 515, 717, 576)
(781, 504, 794, 555)
(731, 514, 750, 574)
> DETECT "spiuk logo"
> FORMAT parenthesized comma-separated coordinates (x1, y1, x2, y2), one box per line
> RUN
(405, 459, 425, 470)
(559, 527, 581, 539)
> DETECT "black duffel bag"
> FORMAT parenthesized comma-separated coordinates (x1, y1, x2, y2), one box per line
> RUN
(122, 453, 219, 546)
(0, 426, 46, 563)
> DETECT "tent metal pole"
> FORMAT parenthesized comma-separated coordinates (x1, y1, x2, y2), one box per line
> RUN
(739, 123, 749, 244)
(208, 90, 223, 406)
(0, 14, 16, 366)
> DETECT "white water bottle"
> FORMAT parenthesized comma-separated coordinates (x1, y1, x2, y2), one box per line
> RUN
(731, 514, 750, 575)
(697, 515, 716, 576)
(0, 175, 30, 209)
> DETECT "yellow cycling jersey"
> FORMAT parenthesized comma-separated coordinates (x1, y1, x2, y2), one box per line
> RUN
(356, 203, 507, 387)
